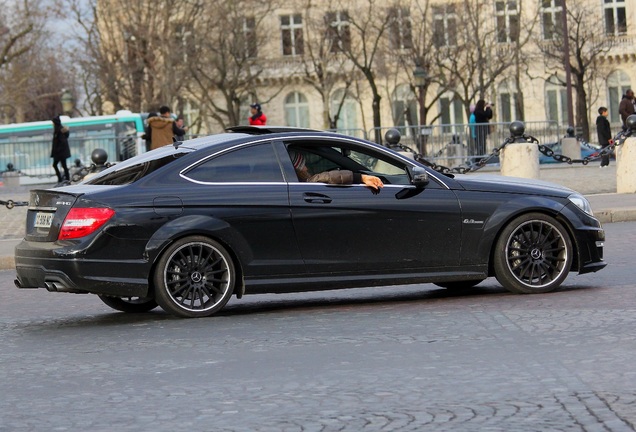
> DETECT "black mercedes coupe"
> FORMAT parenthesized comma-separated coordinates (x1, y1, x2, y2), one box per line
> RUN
(14, 126, 606, 318)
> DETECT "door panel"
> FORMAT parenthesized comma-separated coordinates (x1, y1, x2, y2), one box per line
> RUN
(290, 183, 461, 274)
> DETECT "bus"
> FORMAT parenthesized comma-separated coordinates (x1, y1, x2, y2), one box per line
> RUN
(0, 111, 146, 182)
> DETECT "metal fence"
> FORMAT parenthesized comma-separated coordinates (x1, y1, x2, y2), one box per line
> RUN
(366, 121, 561, 167)
(0, 136, 138, 179)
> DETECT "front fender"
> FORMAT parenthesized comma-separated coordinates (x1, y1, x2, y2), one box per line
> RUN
(462, 194, 567, 266)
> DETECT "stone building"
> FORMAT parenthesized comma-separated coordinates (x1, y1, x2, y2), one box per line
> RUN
(97, 0, 635, 147)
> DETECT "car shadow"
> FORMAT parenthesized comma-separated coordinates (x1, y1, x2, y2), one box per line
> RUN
(14, 281, 602, 329)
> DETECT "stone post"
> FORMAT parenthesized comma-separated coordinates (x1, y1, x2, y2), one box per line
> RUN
(561, 127, 581, 160)
(500, 121, 539, 179)
(616, 115, 636, 194)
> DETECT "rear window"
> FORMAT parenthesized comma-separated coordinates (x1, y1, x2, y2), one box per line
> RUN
(85, 152, 190, 186)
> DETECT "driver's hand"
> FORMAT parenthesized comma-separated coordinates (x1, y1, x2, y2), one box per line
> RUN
(361, 174, 384, 190)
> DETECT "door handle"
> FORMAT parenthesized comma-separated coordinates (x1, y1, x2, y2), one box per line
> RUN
(303, 192, 332, 204)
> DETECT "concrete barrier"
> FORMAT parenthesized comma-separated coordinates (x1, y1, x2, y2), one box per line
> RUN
(617, 136, 636, 193)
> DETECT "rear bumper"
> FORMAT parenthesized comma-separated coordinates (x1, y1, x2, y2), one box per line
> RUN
(14, 241, 150, 297)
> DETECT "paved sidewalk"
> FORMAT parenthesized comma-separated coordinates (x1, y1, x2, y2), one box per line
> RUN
(1, 164, 635, 270)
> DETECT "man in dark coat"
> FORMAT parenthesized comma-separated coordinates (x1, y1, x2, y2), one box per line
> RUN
(51, 116, 71, 183)
(596, 107, 612, 168)
(618, 89, 634, 130)
(473, 99, 493, 157)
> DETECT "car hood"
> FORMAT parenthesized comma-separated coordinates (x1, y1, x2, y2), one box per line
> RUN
(450, 173, 575, 197)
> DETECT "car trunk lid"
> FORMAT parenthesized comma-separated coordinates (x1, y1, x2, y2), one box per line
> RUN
(24, 189, 83, 242)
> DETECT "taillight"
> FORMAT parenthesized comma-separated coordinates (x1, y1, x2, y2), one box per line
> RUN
(59, 207, 115, 240)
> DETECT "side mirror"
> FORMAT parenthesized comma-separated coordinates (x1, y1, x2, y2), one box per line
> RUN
(409, 166, 429, 188)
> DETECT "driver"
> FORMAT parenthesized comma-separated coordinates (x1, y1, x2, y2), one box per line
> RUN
(290, 150, 384, 191)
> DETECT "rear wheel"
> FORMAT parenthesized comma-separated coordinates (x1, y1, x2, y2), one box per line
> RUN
(494, 213, 572, 294)
(98, 295, 158, 313)
(153, 236, 235, 318)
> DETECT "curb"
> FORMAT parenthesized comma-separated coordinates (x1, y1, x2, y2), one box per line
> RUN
(594, 207, 636, 224)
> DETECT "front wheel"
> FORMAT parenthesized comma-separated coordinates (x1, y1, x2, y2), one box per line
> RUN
(153, 236, 235, 318)
(98, 295, 158, 313)
(494, 213, 573, 294)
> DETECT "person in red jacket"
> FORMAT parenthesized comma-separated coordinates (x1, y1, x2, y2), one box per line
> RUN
(248, 103, 267, 125)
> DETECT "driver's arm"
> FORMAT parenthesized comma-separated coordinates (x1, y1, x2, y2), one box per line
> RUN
(308, 170, 384, 190)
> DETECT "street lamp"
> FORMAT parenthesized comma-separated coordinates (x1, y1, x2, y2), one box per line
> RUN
(413, 65, 428, 155)
(60, 89, 74, 116)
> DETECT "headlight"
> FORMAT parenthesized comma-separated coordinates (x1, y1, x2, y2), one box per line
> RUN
(568, 193, 593, 216)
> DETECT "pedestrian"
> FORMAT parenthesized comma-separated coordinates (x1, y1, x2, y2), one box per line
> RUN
(468, 104, 477, 158)
(248, 103, 267, 125)
(51, 116, 71, 184)
(596, 106, 612, 168)
(175, 116, 187, 141)
(473, 99, 493, 158)
(147, 106, 187, 150)
(618, 89, 634, 130)
(143, 112, 157, 151)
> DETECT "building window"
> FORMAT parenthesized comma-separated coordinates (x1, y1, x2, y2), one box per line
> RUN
(439, 94, 464, 133)
(281, 14, 304, 56)
(545, 76, 567, 126)
(284, 92, 310, 128)
(496, 1, 519, 43)
(433, 5, 457, 48)
(607, 70, 631, 124)
(330, 89, 358, 130)
(391, 84, 417, 128)
(388, 7, 413, 50)
(242, 16, 257, 58)
(498, 81, 519, 122)
(541, 0, 563, 41)
(604, 0, 627, 36)
(326, 10, 351, 53)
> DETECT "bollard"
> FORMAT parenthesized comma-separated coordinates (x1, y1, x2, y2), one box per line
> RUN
(616, 115, 636, 193)
(384, 128, 414, 159)
(561, 126, 581, 160)
(83, 148, 109, 181)
(500, 121, 539, 179)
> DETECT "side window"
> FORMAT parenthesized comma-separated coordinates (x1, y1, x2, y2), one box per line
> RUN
(185, 143, 283, 183)
(287, 142, 411, 185)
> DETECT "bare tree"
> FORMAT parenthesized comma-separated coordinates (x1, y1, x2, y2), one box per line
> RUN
(536, 1, 613, 140)
(331, 0, 394, 143)
(63, 0, 201, 114)
(391, 0, 445, 127)
(186, 0, 282, 130)
(431, 0, 515, 119)
(0, 0, 47, 122)
(298, 0, 360, 130)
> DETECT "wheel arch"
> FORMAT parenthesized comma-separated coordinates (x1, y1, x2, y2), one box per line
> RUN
(483, 203, 579, 277)
(144, 215, 248, 299)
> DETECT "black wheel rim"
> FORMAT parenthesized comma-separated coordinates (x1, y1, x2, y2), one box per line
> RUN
(505, 220, 568, 288)
(163, 242, 231, 312)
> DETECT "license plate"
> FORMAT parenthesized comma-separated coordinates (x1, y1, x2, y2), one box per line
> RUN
(34, 212, 54, 229)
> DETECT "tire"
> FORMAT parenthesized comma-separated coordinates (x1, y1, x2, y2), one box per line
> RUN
(98, 295, 158, 313)
(494, 213, 572, 294)
(153, 236, 235, 318)
(434, 279, 484, 290)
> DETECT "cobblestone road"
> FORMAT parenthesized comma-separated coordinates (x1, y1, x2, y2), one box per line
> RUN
(0, 222, 635, 431)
